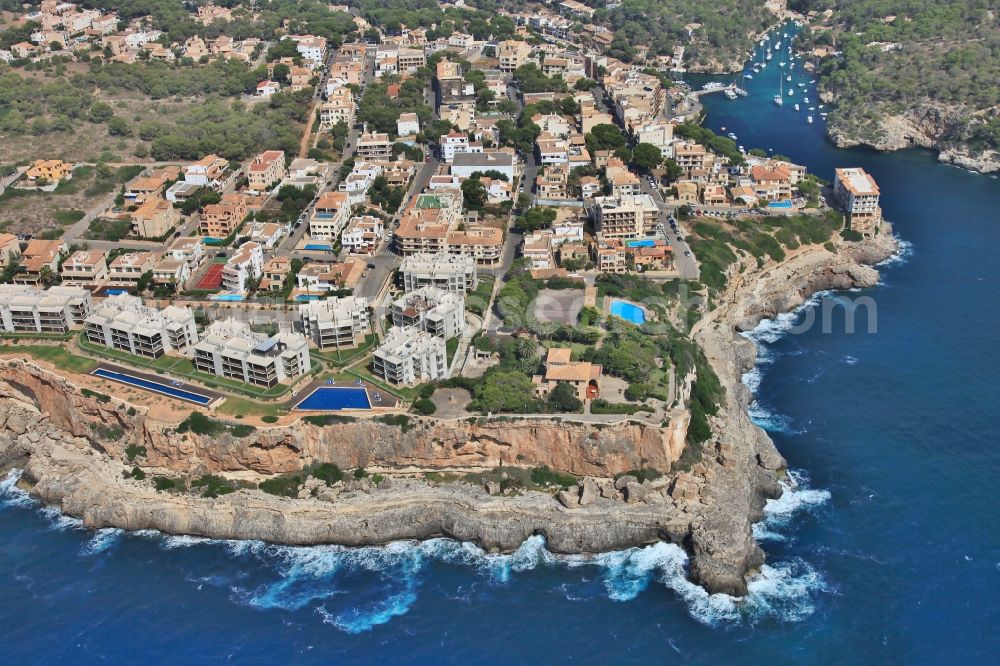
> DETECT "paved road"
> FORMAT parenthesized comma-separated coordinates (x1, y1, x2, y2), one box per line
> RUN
(638, 178, 700, 280)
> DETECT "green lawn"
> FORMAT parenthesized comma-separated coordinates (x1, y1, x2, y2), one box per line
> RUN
(216, 395, 289, 419)
(312, 333, 378, 367)
(347, 363, 420, 402)
(0, 345, 97, 374)
(446, 337, 459, 365)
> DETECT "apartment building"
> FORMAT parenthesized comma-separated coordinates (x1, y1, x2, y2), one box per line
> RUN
(85, 294, 197, 358)
(183, 154, 230, 189)
(441, 132, 470, 163)
(309, 191, 351, 241)
(356, 131, 393, 160)
(246, 150, 287, 192)
(673, 143, 714, 174)
(591, 194, 659, 240)
(341, 215, 383, 254)
(320, 87, 355, 130)
(200, 193, 248, 238)
(221, 241, 263, 293)
(522, 232, 554, 270)
(258, 255, 290, 292)
(400, 252, 478, 293)
(373, 326, 448, 385)
(60, 249, 108, 286)
(14, 239, 66, 285)
(750, 164, 793, 202)
(298, 295, 370, 350)
(0, 285, 91, 334)
(834, 167, 882, 229)
(397, 47, 425, 74)
(450, 151, 515, 181)
(497, 40, 531, 72)
(193, 318, 310, 387)
(391, 286, 466, 339)
(131, 196, 179, 238)
(108, 251, 156, 287)
(536, 165, 569, 199)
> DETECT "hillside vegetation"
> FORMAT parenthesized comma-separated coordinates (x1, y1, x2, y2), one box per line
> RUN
(796, 0, 1000, 161)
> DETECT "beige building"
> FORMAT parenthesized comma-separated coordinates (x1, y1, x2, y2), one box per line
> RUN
(309, 191, 351, 241)
(108, 251, 157, 287)
(498, 40, 531, 72)
(834, 167, 881, 229)
(200, 193, 248, 238)
(60, 249, 108, 286)
(591, 194, 659, 240)
(533, 347, 602, 401)
(131, 196, 179, 238)
(247, 150, 287, 192)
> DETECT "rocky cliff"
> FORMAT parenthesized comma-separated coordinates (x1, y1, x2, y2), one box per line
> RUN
(0, 230, 899, 598)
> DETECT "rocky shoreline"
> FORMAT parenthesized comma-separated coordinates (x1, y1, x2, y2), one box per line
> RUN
(0, 230, 898, 597)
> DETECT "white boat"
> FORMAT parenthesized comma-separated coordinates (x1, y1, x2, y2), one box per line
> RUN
(794, 103, 800, 111)
(788, 89, 794, 96)
(779, 61, 786, 67)
(738, 145, 745, 152)
(724, 89, 738, 100)
(774, 77, 783, 106)
(810, 79, 816, 83)
(727, 132, 738, 140)
(735, 87, 748, 97)
(766, 52, 772, 61)
(786, 75, 792, 82)
(819, 104, 825, 108)
(807, 115, 814, 124)
(744, 73, 753, 79)
(798, 82, 805, 87)
(803, 96, 810, 103)
(809, 106, 815, 111)
(702, 81, 724, 90)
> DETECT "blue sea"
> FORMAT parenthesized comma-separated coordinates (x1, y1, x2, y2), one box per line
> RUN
(3, 25, 999, 663)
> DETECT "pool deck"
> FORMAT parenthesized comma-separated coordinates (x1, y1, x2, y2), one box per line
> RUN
(290, 378, 400, 410)
(92, 363, 224, 407)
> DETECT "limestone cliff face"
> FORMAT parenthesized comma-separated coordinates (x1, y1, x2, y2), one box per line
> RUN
(0, 361, 687, 478)
(825, 102, 1000, 174)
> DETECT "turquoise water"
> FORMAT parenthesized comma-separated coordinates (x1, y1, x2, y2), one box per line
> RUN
(304, 243, 333, 251)
(1, 21, 998, 663)
(627, 239, 656, 247)
(211, 294, 244, 302)
(767, 200, 792, 208)
(609, 299, 646, 324)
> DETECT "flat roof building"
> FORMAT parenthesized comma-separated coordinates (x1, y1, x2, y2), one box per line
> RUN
(0, 285, 91, 335)
(391, 286, 466, 340)
(298, 295, 370, 350)
(834, 167, 882, 230)
(193, 318, 310, 387)
(85, 293, 197, 359)
(372, 326, 448, 386)
(400, 252, 478, 293)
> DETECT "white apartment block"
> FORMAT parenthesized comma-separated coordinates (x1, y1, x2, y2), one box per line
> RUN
(60, 249, 108, 286)
(193, 318, 310, 388)
(341, 215, 384, 254)
(400, 252, 478, 293)
(373, 326, 448, 385)
(85, 294, 197, 359)
(108, 251, 156, 287)
(298, 295, 370, 350)
(441, 133, 470, 163)
(309, 192, 351, 241)
(221, 241, 264, 294)
(0, 285, 91, 334)
(391, 286, 466, 340)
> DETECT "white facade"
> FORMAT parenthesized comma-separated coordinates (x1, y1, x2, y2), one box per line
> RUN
(400, 252, 478, 293)
(373, 327, 448, 385)
(0, 285, 91, 334)
(298, 296, 371, 350)
(193, 318, 311, 387)
(391, 286, 466, 339)
(85, 293, 197, 359)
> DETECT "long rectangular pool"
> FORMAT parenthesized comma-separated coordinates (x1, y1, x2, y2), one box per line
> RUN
(294, 387, 371, 411)
(92, 368, 213, 405)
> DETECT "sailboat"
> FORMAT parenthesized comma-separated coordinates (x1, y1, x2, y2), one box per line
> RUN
(807, 115, 814, 124)
(794, 103, 800, 111)
(774, 76, 784, 106)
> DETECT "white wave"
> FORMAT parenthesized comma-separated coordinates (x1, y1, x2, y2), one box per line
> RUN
(0, 468, 35, 510)
(842, 355, 859, 365)
(81, 528, 124, 556)
(876, 238, 913, 267)
(754, 468, 831, 544)
(40, 505, 84, 531)
(161, 534, 217, 549)
(594, 542, 688, 601)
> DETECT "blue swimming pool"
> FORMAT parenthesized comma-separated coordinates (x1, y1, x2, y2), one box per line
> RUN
(295, 387, 371, 411)
(103, 288, 129, 296)
(609, 299, 646, 325)
(295, 294, 321, 301)
(768, 200, 793, 208)
(92, 368, 213, 405)
(626, 239, 656, 248)
(211, 294, 244, 301)
(304, 243, 332, 251)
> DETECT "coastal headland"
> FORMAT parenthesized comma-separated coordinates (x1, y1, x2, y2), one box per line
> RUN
(0, 227, 898, 597)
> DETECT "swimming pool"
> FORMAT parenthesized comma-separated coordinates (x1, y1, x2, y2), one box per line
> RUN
(211, 294, 244, 301)
(627, 239, 656, 248)
(304, 244, 332, 251)
(91, 368, 213, 405)
(609, 299, 647, 325)
(103, 288, 129, 296)
(295, 294, 321, 301)
(294, 387, 371, 411)
(768, 200, 793, 208)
